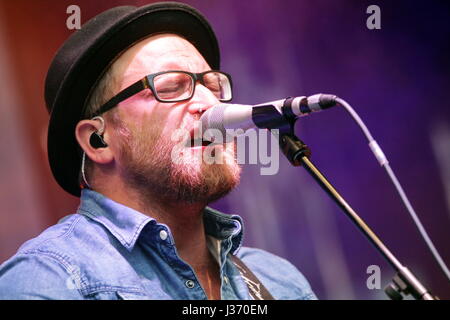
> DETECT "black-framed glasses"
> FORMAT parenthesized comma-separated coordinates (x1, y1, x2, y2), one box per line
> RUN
(93, 70, 233, 116)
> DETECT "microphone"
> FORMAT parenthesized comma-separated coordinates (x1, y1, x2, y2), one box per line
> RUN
(200, 93, 338, 138)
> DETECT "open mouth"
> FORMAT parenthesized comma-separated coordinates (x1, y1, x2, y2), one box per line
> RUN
(184, 126, 224, 149)
(185, 138, 214, 148)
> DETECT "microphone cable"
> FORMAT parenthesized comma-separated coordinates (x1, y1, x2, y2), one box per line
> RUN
(334, 96, 450, 283)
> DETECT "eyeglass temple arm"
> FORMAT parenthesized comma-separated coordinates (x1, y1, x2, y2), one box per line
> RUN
(93, 78, 148, 116)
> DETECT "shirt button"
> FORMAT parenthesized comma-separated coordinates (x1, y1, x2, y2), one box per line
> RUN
(223, 276, 229, 285)
(185, 280, 195, 289)
(159, 230, 168, 241)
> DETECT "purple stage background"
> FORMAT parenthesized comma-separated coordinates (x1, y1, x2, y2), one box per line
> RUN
(0, 0, 449, 299)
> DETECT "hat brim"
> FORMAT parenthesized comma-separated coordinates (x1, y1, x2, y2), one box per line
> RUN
(46, 2, 220, 197)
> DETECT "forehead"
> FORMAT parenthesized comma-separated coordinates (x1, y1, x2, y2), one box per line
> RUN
(114, 34, 211, 89)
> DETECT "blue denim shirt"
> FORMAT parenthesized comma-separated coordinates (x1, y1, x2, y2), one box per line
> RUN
(0, 189, 316, 300)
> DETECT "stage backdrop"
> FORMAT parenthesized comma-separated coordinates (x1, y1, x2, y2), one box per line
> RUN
(0, 0, 449, 299)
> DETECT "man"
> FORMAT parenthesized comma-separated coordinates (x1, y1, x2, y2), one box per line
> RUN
(0, 2, 316, 300)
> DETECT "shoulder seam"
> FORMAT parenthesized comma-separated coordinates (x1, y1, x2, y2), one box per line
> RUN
(19, 214, 82, 255)
(12, 250, 86, 296)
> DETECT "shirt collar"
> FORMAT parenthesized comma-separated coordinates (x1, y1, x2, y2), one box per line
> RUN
(77, 189, 244, 254)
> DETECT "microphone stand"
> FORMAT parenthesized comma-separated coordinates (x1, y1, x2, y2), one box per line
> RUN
(274, 120, 437, 300)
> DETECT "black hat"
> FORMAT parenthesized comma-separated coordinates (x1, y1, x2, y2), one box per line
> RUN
(45, 2, 220, 197)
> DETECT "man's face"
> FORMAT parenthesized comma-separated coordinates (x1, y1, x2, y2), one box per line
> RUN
(107, 34, 241, 204)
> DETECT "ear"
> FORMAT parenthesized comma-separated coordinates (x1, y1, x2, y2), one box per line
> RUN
(75, 119, 114, 165)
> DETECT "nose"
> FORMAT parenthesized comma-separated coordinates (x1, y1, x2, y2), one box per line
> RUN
(187, 83, 220, 115)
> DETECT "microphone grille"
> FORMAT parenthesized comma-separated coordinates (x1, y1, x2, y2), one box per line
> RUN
(200, 104, 228, 136)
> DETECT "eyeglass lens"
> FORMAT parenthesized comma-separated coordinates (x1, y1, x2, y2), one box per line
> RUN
(153, 71, 231, 102)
